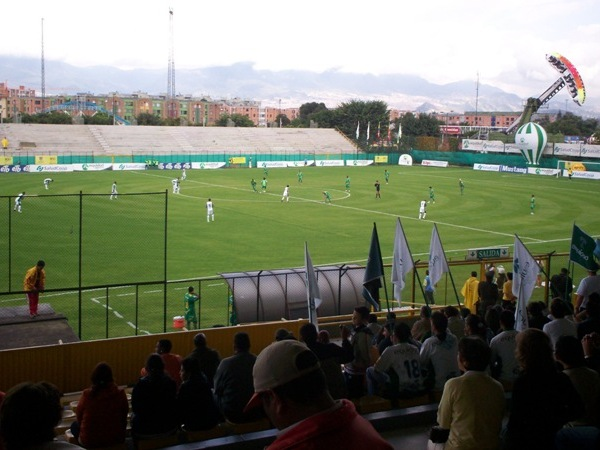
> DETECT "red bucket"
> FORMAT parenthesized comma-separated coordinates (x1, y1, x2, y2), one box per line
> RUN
(173, 316, 185, 329)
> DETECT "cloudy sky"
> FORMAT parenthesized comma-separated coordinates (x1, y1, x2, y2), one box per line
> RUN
(2, 0, 599, 100)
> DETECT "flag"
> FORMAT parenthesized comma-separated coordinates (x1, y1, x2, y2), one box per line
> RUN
(512, 235, 540, 331)
(387, 127, 391, 142)
(366, 121, 370, 142)
(305, 242, 322, 329)
(570, 224, 600, 271)
(363, 223, 383, 311)
(397, 123, 402, 144)
(377, 122, 381, 141)
(391, 218, 414, 306)
(428, 224, 449, 287)
(595, 239, 600, 262)
(355, 121, 360, 140)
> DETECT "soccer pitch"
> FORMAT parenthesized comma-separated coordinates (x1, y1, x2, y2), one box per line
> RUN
(1, 164, 598, 338)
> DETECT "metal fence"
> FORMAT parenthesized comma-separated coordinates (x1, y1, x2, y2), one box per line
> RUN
(0, 252, 577, 342)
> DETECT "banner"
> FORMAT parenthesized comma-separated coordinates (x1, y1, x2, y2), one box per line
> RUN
(304, 242, 322, 329)
(35, 155, 58, 165)
(391, 218, 414, 306)
(512, 236, 540, 331)
(570, 224, 600, 270)
(374, 155, 388, 163)
(0, 156, 13, 165)
(345, 160, 374, 166)
(428, 224, 450, 287)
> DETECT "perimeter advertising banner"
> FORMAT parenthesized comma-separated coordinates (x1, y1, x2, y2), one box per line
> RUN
(35, 155, 58, 165)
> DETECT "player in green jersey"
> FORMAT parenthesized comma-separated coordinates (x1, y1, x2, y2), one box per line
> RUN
(384, 169, 390, 184)
(345, 176, 351, 192)
(429, 186, 435, 203)
(322, 191, 332, 204)
(251, 178, 257, 192)
(261, 177, 268, 193)
(530, 194, 535, 215)
(184, 286, 199, 329)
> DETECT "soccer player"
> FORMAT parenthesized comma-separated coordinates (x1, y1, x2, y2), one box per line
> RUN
(263, 166, 269, 177)
(110, 182, 118, 200)
(206, 198, 214, 222)
(428, 186, 435, 203)
(14, 192, 24, 213)
(181, 168, 187, 181)
(322, 191, 332, 204)
(261, 177, 267, 193)
(297, 170, 303, 184)
(281, 185, 290, 202)
(345, 176, 351, 192)
(384, 169, 390, 184)
(251, 178, 258, 192)
(459, 179, 464, 195)
(184, 286, 199, 330)
(530, 194, 535, 215)
(374, 180, 381, 198)
(419, 199, 427, 219)
(172, 177, 180, 194)
(43, 178, 53, 190)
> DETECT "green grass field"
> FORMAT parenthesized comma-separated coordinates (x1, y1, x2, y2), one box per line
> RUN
(1, 164, 598, 339)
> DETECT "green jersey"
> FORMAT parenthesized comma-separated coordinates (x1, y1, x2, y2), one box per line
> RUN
(297, 171, 303, 182)
(384, 171, 390, 182)
(345, 177, 350, 190)
(429, 188, 435, 201)
(261, 179, 267, 190)
(251, 179, 257, 191)
(323, 191, 331, 202)
(184, 292, 199, 321)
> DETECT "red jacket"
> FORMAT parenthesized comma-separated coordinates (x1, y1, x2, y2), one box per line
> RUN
(76, 383, 129, 448)
(266, 399, 393, 450)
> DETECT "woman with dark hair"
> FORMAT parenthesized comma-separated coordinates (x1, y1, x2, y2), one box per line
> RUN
(177, 357, 221, 431)
(464, 314, 493, 343)
(504, 328, 584, 449)
(71, 362, 129, 448)
(131, 353, 178, 439)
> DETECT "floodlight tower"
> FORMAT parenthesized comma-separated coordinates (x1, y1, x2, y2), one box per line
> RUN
(167, 7, 176, 119)
(41, 18, 46, 112)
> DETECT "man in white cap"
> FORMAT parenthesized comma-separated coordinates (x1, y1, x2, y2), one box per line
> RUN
(244, 340, 393, 449)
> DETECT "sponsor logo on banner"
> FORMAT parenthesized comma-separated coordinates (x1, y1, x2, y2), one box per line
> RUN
(530, 168, 561, 176)
(157, 162, 191, 170)
(570, 170, 600, 180)
(317, 160, 345, 167)
(398, 154, 413, 166)
(35, 155, 58, 165)
(374, 155, 388, 163)
(0, 156, 13, 165)
(113, 163, 147, 171)
(345, 160, 373, 166)
(473, 164, 500, 172)
(257, 161, 288, 168)
(190, 162, 226, 169)
(287, 161, 314, 167)
(553, 144, 581, 157)
(500, 165, 527, 174)
(421, 160, 448, 167)
(29, 165, 74, 172)
(581, 145, 600, 158)
(228, 157, 246, 164)
(73, 163, 112, 171)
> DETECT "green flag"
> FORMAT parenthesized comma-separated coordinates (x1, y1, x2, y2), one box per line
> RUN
(363, 222, 383, 311)
(570, 224, 600, 271)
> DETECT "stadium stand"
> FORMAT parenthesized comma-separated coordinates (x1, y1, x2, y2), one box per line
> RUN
(0, 124, 357, 155)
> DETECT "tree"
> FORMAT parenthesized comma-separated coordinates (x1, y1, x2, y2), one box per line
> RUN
(295, 102, 328, 127)
(397, 112, 442, 137)
(215, 113, 255, 127)
(275, 114, 291, 127)
(136, 113, 162, 126)
(336, 100, 389, 148)
(84, 112, 113, 125)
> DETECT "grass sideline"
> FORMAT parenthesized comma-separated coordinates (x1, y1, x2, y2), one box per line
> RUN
(1, 165, 598, 339)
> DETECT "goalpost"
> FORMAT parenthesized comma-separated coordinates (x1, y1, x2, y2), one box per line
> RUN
(555, 160, 600, 177)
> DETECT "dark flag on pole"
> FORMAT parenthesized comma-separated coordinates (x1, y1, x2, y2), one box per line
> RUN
(363, 222, 383, 311)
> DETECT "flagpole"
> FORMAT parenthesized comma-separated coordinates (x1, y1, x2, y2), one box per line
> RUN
(414, 267, 428, 306)
(374, 222, 390, 312)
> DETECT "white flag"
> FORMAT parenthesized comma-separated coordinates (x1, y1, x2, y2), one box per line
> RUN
(512, 236, 539, 331)
(428, 224, 449, 287)
(397, 124, 402, 144)
(305, 242, 322, 329)
(355, 121, 360, 140)
(391, 218, 414, 306)
(366, 121, 370, 142)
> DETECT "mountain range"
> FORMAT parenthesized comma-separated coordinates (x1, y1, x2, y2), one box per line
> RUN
(1, 56, 598, 117)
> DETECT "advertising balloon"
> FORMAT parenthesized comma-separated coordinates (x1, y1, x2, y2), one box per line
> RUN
(515, 122, 547, 165)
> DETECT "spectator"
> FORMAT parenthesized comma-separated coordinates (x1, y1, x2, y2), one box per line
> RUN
(411, 305, 432, 342)
(70, 362, 129, 448)
(0, 382, 81, 450)
(177, 357, 221, 431)
(423, 269, 435, 305)
(504, 328, 584, 449)
(460, 271, 479, 314)
(366, 322, 422, 399)
(575, 269, 600, 313)
(213, 332, 261, 423)
(444, 305, 465, 339)
(543, 298, 577, 348)
(496, 265, 507, 292)
(367, 313, 382, 341)
(341, 306, 375, 398)
(186, 332, 220, 389)
(317, 329, 330, 344)
(131, 354, 178, 439)
(299, 322, 352, 400)
(464, 314, 493, 343)
(436, 337, 505, 450)
(490, 310, 520, 387)
(141, 339, 182, 389)
(551, 267, 574, 304)
(420, 311, 460, 392)
(527, 301, 550, 330)
(243, 340, 393, 449)
(274, 328, 295, 341)
(484, 307, 501, 336)
(502, 272, 517, 310)
(578, 293, 600, 340)
(554, 335, 600, 427)
(477, 271, 499, 317)
(582, 332, 600, 374)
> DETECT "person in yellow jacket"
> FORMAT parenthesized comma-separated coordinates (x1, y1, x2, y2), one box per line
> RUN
(460, 271, 479, 314)
(24, 260, 46, 318)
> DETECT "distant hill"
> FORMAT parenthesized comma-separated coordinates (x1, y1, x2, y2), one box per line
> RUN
(1, 56, 597, 117)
